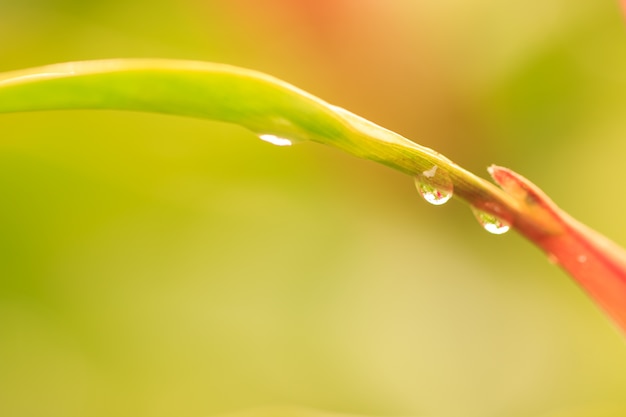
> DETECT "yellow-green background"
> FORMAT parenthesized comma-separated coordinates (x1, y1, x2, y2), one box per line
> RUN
(1, 1, 626, 416)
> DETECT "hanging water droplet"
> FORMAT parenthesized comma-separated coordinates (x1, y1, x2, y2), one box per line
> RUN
(471, 207, 510, 235)
(414, 165, 453, 206)
(258, 134, 293, 146)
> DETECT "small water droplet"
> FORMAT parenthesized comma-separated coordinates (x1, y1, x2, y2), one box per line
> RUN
(258, 134, 293, 146)
(471, 207, 511, 235)
(577, 254, 587, 263)
(414, 166, 453, 206)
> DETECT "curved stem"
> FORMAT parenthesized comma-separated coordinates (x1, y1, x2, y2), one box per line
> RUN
(1, 59, 626, 331)
(490, 166, 626, 331)
(0, 59, 519, 216)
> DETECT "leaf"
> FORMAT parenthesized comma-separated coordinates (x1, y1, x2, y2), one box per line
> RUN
(1, 59, 626, 332)
(0, 59, 513, 208)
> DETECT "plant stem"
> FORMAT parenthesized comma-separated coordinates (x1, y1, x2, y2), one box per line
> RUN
(490, 166, 626, 332)
(1, 59, 625, 331)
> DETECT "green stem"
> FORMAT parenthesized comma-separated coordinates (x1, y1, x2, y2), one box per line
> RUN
(2, 59, 626, 331)
(0, 59, 518, 216)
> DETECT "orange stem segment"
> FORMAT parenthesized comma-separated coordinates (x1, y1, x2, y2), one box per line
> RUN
(490, 165, 626, 331)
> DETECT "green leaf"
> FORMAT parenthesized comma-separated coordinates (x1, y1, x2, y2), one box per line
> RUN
(0, 59, 516, 213)
(2, 59, 626, 332)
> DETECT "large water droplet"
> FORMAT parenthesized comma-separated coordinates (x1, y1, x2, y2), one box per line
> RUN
(471, 207, 510, 235)
(414, 165, 453, 205)
(258, 134, 293, 146)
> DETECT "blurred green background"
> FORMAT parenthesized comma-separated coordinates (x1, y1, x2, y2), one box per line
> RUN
(2, 1, 626, 417)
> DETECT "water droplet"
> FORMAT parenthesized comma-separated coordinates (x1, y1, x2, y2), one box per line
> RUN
(577, 254, 587, 263)
(258, 134, 293, 146)
(471, 207, 511, 235)
(414, 166, 453, 206)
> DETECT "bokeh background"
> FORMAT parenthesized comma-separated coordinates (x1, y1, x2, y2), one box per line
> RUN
(2, 1, 626, 417)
